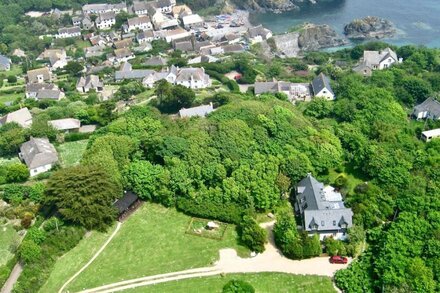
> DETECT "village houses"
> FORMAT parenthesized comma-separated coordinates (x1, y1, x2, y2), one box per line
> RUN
(57, 27, 81, 39)
(353, 47, 402, 76)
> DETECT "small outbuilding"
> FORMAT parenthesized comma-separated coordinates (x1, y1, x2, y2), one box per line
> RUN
(113, 191, 142, 221)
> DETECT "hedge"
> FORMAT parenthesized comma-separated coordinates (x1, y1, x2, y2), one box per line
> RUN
(176, 197, 253, 225)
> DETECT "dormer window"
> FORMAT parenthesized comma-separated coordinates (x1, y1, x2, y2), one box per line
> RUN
(333, 220, 336, 226)
(321, 221, 324, 226)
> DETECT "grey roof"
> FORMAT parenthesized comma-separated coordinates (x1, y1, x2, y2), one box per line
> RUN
(296, 174, 353, 232)
(98, 11, 116, 22)
(175, 40, 193, 52)
(179, 103, 214, 118)
(58, 26, 81, 35)
(114, 39, 133, 49)
(79, 125, 97, 133)
(115, 69, 155, 80)
(128, 16, 151, 27)
(0, 108, 32, 128)
(27, 68, 51, 83)
(20, 137, 58, 169)
(77, 75, 103, 89)
(311, 73, 334, 96)
(156, 0, 173, 8)
(36, 89, 63, 100)
(114, 48, 133, 58)
(26, 83, 56, 94)
(413, 97, 440, 119)
(137, 30, 154, 40)
(0, 55, 11, 67)
(363, 47, 398, 67)
(248, 25, 269, 38)
(254, 82, 278, 95)
(133, 1, 149, 12)
(175, 67, 206, 82)
(145, 56, 168, 66)
(48, 118, 81, 131)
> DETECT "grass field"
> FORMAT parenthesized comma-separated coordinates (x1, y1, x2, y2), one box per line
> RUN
(0, 157, 20, 166)
(0, 224, 19, 266)
(57, 140, 89, 167)
(39, 225, 117, 293)
(123, 273, 336, 293)
(60, 203, 249, 292)
(0, 91, 23, 105)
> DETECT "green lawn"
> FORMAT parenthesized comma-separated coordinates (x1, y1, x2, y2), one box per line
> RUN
(123, 273, 335, 293)
(0, 91, 23, 105)
(39, 226, 116, 293)
(57, 140, 89, 167)
(0, 157, 20, 166)
(64, 203, 249, 292)
(0, 224, 19, 266)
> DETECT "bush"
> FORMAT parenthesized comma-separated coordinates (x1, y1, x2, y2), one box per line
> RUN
(21, 213, 33, 229)
(19, 240, 42, 264)
(4, 163, 29, 183)
(238, 216, 267, 253)
(7, 75, 17, 83)
(223, 279, 255, 293)
(324, 237, 347, 256)
(25, 228, 46, 245)
(64, 132, 91, 142)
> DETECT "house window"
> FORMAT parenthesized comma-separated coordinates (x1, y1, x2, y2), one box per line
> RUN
(333, 220, 336, 226)
(321, 221, 324, 226)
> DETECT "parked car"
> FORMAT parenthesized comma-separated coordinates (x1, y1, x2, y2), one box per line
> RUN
(329, 256, 348, 264)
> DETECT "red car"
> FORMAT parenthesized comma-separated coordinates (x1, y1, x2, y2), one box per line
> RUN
(330, 256, 348, 264)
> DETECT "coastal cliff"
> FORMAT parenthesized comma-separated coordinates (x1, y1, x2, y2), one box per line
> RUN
(344, 16, 396, 39)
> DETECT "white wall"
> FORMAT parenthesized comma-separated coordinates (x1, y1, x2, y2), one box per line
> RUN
(30, 164, 52, 177)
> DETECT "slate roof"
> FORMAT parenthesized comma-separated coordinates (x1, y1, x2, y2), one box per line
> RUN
(114, 39, 133, 49)
(36, 89, 64, 100)
(0, 108, 32, 128)
(77, 75, 103, 89)
(174, 40, 193, 52)
(363, 47, 398, 67)
(114, 48, 133, 58)
(175, 67, 207, 82)
(128, 16, 151, 27)
(179, 103, 214, 118)
(48, 118, 81, 131)
(0, 55, 11, 68)
(413, 97, 440, 119)
(20, 137, 58, 169)
(133, 1, 149, 12)
(114, 191, 139, 214)
(254, 81, 278, 95)
(58, 27, 81, 35)
(26, 83, 56, 94)
(145, 56, 168, 66)
(311, 73, 334, 96)
(296, 174, 353, 232)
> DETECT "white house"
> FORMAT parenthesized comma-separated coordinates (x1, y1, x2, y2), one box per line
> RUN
(179, 103, 214, 118)
(182, 14, 204, 29)
(136, 30, 155, 44)
(125, 16, 152, 32)
(254, 81, 312, 103)
(353, 47, 402, 76)
(37, 49, 68, 70)
(422, 128, 440, 142)
(142, 66, 211, 89)
(132, 1, 149, 15)
(413, 97, 440, 120)
(113, 48, 135, 63)
(0, 108, 32, 128)
(76, 75, 104, 93)
(19, 137, 59, 177)
(48, 118, 81, 132)
(247, 25, 272, 44)
(82, 3, 127, 15)
(96, 12, 116, 30)
(57, 27, 81, 39)
(27, 68, 52, 84)
(0, 55, 11, 71)
(311, 73, 335, 100)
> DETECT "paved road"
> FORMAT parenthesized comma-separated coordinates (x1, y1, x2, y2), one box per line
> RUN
(73, 222, 350, 293)
(0, 263, 23, 293)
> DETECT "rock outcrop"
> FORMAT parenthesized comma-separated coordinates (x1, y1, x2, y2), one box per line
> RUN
(298, 23, 348, 51)
(344, 16, 396, 39)
(271, 23, 348, 57)
(233, 0, 326, 13)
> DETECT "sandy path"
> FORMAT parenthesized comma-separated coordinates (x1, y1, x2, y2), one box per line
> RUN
(58, 222, 122, 293)
(73, 221, 350, 293)
(0, 263, 23, 293)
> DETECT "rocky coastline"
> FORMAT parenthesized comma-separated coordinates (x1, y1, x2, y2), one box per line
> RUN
(343, 16, 396, 40)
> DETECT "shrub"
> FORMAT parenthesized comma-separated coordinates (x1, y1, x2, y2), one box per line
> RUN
(238, 216, 267, 253)
(21, 213, 34, 229)
(5, 163, 29, 183)
(177, 197, 253, 224)
(7, 75, 17, 83)
(19, 240, 41, 264)
(324, 237, 347, 256)
(223, 279, 255, 293)
(25, 228, 46, 245)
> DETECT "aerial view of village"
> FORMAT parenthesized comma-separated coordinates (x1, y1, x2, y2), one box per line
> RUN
(0, 0, 439, 292)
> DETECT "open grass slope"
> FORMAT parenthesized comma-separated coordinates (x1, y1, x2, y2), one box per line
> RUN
(0, 224, 19, 266)
(123, 273, 336, 293)
(57, 140, 89, 167)
(48, 203, 248, 292)
(39, 226, 116, 293)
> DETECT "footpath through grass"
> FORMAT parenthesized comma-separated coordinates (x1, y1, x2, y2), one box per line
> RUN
(45, 203, 248, 292)
(57, 140, 89, 167)
(123, 273, 336, 293)
(0, 224, 19, 266)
